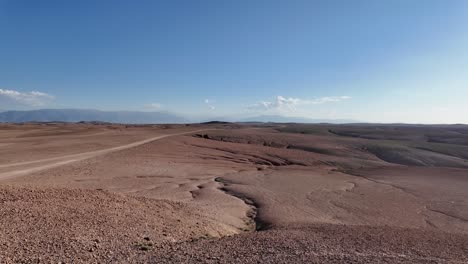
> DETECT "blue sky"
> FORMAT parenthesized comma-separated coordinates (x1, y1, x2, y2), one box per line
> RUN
(1, 0, 467, 123)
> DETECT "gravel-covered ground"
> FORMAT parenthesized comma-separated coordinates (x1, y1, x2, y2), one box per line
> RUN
(147, 225, 468, 264)
(2, 185, 467, 264)
(0, 186, 230, 263)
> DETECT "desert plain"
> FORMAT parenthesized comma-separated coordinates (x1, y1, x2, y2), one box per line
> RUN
(0, 122, 468, 263)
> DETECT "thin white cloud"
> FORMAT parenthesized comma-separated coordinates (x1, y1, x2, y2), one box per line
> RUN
(248, 95, 351, 112)
(309, 96, 351, 104)
(144, 103, 162, 110)
(204, 99, 215, 111)
(0, 88, 54, 106)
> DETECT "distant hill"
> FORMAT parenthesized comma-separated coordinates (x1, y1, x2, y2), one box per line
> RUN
(238, 115, 357, 124)
(0, 109, 188, 124)
(0, 110, 359, 124)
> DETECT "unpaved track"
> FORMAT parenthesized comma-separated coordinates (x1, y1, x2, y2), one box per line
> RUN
(0, 129, 210, 180)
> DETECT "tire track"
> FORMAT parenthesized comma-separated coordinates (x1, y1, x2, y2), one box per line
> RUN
(0, 129, 211, 180)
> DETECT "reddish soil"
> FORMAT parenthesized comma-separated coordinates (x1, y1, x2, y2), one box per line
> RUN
(1, 123, 468, 263)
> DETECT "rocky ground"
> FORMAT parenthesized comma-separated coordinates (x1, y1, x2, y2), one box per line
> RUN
(1, 123, 468, 263)
(148, 225, 468, 264)
(0, 186, 232, 263)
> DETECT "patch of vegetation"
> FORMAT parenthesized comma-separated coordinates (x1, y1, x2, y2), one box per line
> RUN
(276, 125, 331, 135)
(214, 177, 225, 183)
(134, 237, 154, 251)
(201, 121, 232, 125)
(286, 145, 336, 155)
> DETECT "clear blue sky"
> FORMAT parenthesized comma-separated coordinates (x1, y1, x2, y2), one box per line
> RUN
(1, 0, 467, 123)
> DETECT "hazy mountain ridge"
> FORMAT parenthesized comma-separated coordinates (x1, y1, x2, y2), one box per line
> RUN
(0, 109, 359, 124)
(237, 115, 358, 124)
(0, 109, 188, 124)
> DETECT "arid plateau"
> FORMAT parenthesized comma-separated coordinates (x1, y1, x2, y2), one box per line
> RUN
(1, 122, 468, 263)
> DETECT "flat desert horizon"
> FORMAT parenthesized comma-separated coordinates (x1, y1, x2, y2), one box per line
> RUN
(0, 121, 467, 263)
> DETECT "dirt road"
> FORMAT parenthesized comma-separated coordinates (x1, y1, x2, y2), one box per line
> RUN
(0, 129, 210, 180)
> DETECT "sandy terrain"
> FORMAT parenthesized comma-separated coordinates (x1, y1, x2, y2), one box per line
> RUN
(1, 123, 468, 263)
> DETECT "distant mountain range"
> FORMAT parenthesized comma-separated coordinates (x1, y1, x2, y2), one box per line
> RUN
(0, 109, 188, 124)
(236, 115, 357, 124)
(0, 109, 358, 124)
